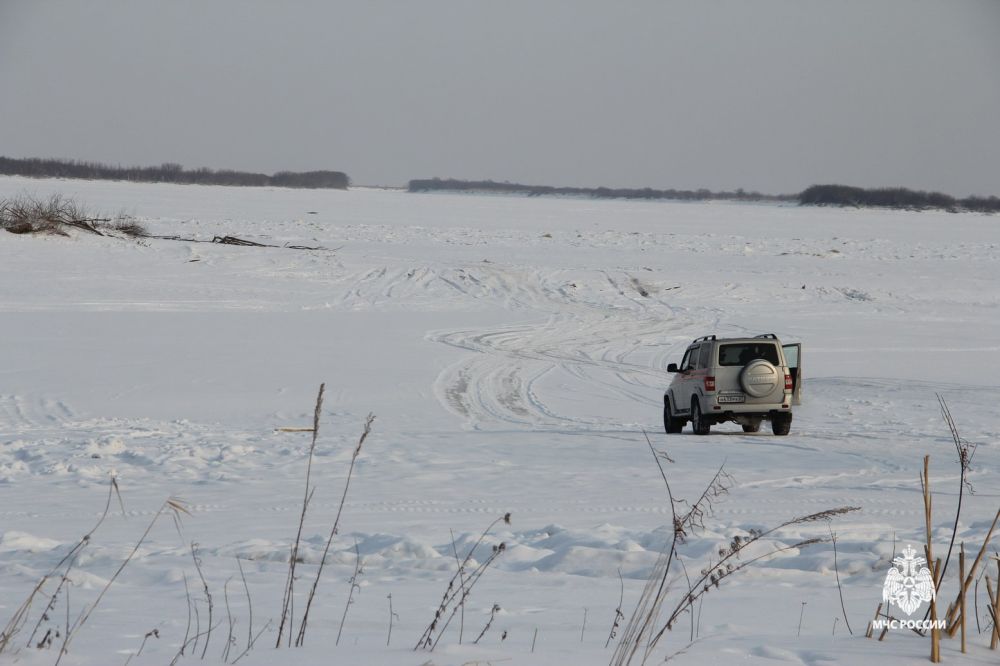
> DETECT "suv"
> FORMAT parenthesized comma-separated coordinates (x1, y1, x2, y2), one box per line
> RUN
(663, 334, 801, 436)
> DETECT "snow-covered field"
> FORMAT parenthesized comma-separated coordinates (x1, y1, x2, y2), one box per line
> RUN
(1, 176, 999, 665)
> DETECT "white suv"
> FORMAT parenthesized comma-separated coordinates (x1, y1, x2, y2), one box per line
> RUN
(663, 334, 801, 436)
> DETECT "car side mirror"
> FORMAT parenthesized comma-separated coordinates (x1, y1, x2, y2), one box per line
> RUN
(667, 363, 678, 373)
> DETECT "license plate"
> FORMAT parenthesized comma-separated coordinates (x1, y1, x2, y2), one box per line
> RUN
(718, 393, 745, 404)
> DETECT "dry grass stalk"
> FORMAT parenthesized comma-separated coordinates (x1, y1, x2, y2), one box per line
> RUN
(295, 412, 375, 647)
(872, 603, 924, 641)
(386, 594, 399, 647)
(276, 383, 325, 647)
(611, 432, 733, 666)
(914, 398, 977, 631)
(335, 542, 364, 646)
(181, 573, 193, 654)
(830, 527, 853, 635)
(474, 603, 501, 644)
(222, 578, 235, 662)
(920, 456, 940, 662)
(865, 602, 883, 638)
(1, 477, 121, 655)
(170, 504, 215, 660)
(55, 497, 188, 665)
(236, 557, 254, 656)
(611, 433, 858, 665)
(449, 529, 467, 643)
(169, 618, 226, 666)
(230, 619, 272, 665)
(937, 396, 976, 586)
(123, 628, 159, 665)
(974, 563, 988, 635)
(988, 571, 1000, 649)
(994, 567, 1000, 649)
(605, 569, 626, 648)
(415, 512, 512, 651)
(921, 456, 934, 579)
(931, 558, 941, 662)
(430, 541, 507, 651)
(944, 508, 1000, 636)
(960, 544, 967, 653)
(189, 542, 214, 659)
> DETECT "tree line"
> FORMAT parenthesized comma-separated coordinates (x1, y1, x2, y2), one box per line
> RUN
(409, 178, 999, 213)
(799, 184, 1000, 213)
(408, 178, 794, 203)
(0, 156, 349, 190)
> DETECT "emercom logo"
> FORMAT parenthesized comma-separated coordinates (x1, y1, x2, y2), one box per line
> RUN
(872, 545, 946, 631)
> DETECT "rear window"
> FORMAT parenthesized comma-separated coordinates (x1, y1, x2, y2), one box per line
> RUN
(718, 343, 780, 367)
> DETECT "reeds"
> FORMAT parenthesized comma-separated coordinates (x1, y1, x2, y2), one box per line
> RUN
(295, 412, 375, 646)
(921, 455, 941, 662)
(275, 383, 375, 648)
(276, 383, 326, 647)
(987, 562, 1000, 649)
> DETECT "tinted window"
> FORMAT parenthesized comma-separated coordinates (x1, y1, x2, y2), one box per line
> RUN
(718, 343, 779, 367)
(698, 344, 712, 368)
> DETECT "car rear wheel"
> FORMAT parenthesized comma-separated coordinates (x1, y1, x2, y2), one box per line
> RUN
(691, 399, 710, 435)
(664, 398, 684, 434)
(771, 412, 792, 436)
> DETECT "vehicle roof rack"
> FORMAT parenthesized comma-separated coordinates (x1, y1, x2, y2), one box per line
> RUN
(754, 333, 778, 339)
(693, 335, 717, 343)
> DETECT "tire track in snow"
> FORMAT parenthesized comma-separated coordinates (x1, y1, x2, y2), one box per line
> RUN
(0, 394, 77, 433)
(424, 266, 699, 430)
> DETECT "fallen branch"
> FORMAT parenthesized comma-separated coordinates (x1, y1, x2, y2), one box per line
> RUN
(212, 235, 267, 247)
(143, 233, 333, 251)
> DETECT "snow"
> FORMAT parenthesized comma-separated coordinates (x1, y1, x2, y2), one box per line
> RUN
(1, 175, 999, 664)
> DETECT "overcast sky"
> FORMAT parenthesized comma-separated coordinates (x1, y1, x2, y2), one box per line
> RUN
(1, 1, 998, 194)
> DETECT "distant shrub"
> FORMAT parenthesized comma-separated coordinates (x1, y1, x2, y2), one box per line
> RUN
(960, 195, 1000, 213)
(800, 184, 999, 213)
(0, 193, 147, 237)
(0, 156, 349, 190)
(270, 170, 350, 189)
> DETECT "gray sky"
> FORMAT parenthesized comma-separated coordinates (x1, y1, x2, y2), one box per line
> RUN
(2, 1, 998, 194)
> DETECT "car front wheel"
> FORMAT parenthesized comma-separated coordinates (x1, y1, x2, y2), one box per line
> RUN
(664, 398, 684, 434)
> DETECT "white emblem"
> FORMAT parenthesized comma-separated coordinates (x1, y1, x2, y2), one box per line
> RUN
(882, 545, 935, 616)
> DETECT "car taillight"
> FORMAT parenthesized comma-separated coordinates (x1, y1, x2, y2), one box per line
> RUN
(705, 376, 716, 391)
(784, 374, 793, 390)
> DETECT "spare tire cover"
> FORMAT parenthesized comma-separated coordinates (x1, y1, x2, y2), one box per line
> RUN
(740, 359, 779, 398)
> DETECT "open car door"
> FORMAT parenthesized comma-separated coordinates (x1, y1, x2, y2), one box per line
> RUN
(782, 343, 802, 406)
